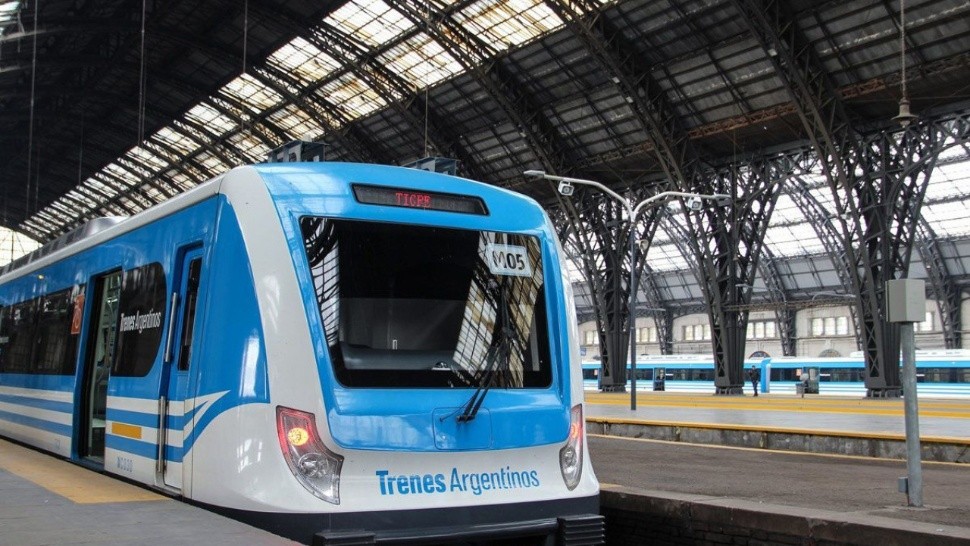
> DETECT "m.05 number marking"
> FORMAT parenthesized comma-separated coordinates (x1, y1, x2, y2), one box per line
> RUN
(485, 244, 532, 277)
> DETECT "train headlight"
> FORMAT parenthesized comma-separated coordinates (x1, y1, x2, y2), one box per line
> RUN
(276, 406, 344, 504)
(559, 404, 584, 490)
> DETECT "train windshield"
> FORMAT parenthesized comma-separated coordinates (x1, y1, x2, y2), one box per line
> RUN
(300, 217, 552, 388)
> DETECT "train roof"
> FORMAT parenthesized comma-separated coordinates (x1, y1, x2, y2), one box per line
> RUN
(0, 162, 545, 283)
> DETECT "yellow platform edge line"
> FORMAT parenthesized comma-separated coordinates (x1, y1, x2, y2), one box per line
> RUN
(0, 439, 166, 504)
(586, 417, 970, 445)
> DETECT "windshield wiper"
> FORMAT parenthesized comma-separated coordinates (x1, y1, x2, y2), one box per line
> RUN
(458, 280, 512, 423)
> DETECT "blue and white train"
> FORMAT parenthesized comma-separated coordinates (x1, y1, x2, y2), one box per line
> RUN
(582, 351, 970, 397)
(0, 163, 602, 544)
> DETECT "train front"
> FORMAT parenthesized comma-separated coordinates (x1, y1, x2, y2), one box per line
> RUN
(250, 163, 601, 544)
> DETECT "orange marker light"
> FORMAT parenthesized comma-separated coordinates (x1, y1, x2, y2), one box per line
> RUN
(287, 427, 310, 447)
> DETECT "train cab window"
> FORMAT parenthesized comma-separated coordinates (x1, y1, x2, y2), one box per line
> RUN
(301, 217, 552, 389)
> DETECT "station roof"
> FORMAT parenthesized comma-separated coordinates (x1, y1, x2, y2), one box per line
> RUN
(1, 0, 969, 302)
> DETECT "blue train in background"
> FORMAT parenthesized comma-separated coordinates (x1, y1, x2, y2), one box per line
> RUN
(0, 163, 602, 544)
(582, 351, 970, 397)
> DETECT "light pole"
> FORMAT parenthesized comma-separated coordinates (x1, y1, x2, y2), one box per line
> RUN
(524, 170, 729, 410)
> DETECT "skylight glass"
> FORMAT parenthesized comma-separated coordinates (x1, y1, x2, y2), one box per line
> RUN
(0, 225, 40, 266)
(221, 73, 284, 114)
(377, 33, 465, 89)
(265, 103, 327, 141)
(268, 37, 341, 85)
(226, 131, 272, 162)
(0, 1, 21, 37)
(151, 127, 200, 156)
(316, 72, 387, 118)
(326, 0, 413, 48)
(453, 0, 562, 51)
(186, 103, 237, 137)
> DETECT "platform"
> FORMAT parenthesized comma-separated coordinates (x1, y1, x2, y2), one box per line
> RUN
(0, 439, 295, 546)
(587, 391, 970, 545)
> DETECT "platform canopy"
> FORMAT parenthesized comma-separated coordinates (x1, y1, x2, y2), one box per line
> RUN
(1, 0, 969, 306)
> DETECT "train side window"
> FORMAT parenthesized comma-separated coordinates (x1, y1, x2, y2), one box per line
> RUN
(177, 258, 202, 372)
(113, 262, 167, 377)
(0, 300, 38, 373)
(33, 287, 83, 375)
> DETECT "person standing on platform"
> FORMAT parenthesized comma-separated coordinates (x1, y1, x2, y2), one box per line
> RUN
(747, 365, 760, 396)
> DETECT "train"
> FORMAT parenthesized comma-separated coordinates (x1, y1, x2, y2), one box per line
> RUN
(582, 351, 970, 397)
(0, 162, 603, 544)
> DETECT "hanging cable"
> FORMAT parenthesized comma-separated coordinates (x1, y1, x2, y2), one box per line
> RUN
(240, 0, 249, 144)
(423, 0, 431, 157)
(138, 0, 147, 144)
(893, 0, 917, 127)
(26, 0, 39, 218)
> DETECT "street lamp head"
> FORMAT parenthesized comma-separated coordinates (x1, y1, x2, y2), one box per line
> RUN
(558, 181, 575, 196)
(523, 170, 546, 178)
(714, 194, 732, 207)
(686, 196, 703, 211)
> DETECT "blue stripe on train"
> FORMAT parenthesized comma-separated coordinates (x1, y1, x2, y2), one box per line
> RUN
(0, 393, 73, 413)
(106, 434, 183, 463)
(0, 408, 72, 436)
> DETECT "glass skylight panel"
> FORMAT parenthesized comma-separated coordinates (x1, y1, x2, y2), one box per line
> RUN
(83, 177, 119, 199)
(922, 199, 970, 238)
(153, 126, 200, 156)
(646, 242, 688, 272)
(102, 162, 138, 186)
(169, 172, 196, 190)
(763, 223, 824, 256)
(266, 104, 326, 140)
(140, 184, 166, 203)
(269, 37, 341, 85)
(126, 146, 170, 174)
(926, 160, 970, 201)
(377, 33, 464, 89)
(326, 0, 413, 49)
(0, 1, 20, 35)
(0, 227, 40, 266)
(317, 72, 386, 118)
(221, 73, 284, 115)
(453, 0, 562, 51)
(196, 152, 228, 174)
(225, 132, 271, 162)
(186, 103, 237, 137)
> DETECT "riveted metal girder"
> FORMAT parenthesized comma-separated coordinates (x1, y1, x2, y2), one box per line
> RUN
(784, 175, 862, 350)
(305, 22, 489, 180)
(548, 187, 661, 391)
(542, 0, 707, 187)
(756, 251, 796, 356)
(680, 156, 790, 393)
(916, 218, 962, 349)
(730, 0, 960, 396)
(391, 0, 573, 176)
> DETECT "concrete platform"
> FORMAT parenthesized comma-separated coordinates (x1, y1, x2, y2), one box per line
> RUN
(587, 390, 970, 544)
(589, 435, 970, 545)
(0, 439, 296, 546)
(585, 391, 970, 462)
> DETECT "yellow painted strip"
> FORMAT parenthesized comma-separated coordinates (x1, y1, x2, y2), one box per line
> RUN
(584, 392, 970, 418)
(586, 417, 970, 445)
(0, 439, 166, 504)
(110, 422, 143, 440)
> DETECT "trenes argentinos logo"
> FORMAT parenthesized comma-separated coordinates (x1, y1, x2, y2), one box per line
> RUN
(119, 309, 163, 333)
(375, 466, 540, 496)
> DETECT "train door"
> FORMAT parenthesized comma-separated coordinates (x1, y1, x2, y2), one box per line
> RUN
(160, 247, 204, 490)
(79, 270, 122, 463)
